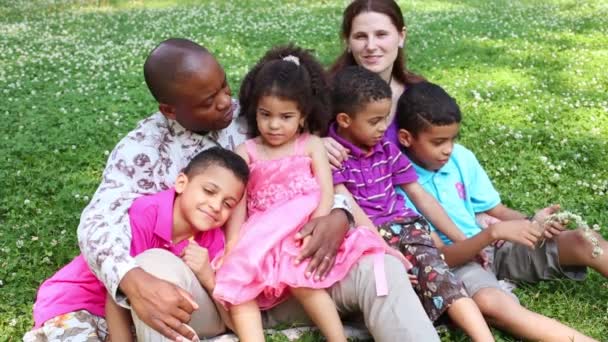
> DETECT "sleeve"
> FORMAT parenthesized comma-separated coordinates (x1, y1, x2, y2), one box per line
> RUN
(463, 147, 501, 213)
(388, 142, 418, 185)
(128, 199, 158, 257)
(76, 135, 166, 305)
(331, 167, 348, 185)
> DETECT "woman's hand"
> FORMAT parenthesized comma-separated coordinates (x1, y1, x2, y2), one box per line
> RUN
(322, 137, 349, 169)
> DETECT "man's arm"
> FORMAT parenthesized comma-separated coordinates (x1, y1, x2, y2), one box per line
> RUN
(77, 138, 161, 302)
(77, 134, 199, 340)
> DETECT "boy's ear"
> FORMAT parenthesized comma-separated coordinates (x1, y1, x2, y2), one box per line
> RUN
(174, 172, 189, 194)
(159, 103, 177, 120)
(335, 113, 351, 128)
(398, 128, 414, 147)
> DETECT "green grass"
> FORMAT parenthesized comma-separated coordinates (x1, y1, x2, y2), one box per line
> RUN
(1, 0, 607, 340)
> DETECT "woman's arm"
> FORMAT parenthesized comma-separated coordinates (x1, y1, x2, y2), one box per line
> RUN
(308, 136, 334, 218)
(401, 182, 467, 242)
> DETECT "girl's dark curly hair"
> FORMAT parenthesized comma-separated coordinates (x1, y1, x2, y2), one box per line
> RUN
(239, 44, 332, 137)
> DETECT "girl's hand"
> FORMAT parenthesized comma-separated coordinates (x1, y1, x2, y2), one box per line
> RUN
(322, 137, 349, 169)
(181, 241, 214, 290)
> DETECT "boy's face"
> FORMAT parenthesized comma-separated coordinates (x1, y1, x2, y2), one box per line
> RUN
(399, 123, 460, 171)
(337, 98, 391, 150)
(174, 164, 245, 232)
(163, 55, 235, 133)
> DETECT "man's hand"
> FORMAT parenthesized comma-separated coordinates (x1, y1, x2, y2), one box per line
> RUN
(489, 220, 543, 248)
(294, 209, 349, 280)
(181, 242, 215, 291)
(119, 268, 198, 341)
(533, 204, 564, 239)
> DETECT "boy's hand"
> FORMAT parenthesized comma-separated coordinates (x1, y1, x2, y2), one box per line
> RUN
(181, 241, 214, 290)
(533, 204, 565, 239)
(475, 250, 490, 268)
(489, 220, 543, 248)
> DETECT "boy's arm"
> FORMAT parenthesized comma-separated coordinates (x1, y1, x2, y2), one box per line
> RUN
(400, 182, 467, 242)
(484, 203, 527, 221)
(105, 296, 134, 342)
(224, 144, 249, 252)
(435, 219, 543, 267)
(308, 136, 334, 218)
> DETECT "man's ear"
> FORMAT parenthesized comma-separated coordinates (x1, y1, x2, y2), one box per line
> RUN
(159, 103, 176, 120)
(335, 113, 352, 128)
(398, 128, 414, 147)
(174, 172, 189, 194)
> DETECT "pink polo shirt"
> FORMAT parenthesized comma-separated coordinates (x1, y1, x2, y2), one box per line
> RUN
(32, 189, 225, 327)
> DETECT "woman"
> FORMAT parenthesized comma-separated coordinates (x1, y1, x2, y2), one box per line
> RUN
(325, 0, 424, 165)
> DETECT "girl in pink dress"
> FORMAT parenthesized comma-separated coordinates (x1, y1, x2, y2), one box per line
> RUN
(212, 46, 394, 342)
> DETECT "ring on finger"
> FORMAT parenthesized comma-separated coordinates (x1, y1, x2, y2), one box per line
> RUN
(323, 255, 331, 260)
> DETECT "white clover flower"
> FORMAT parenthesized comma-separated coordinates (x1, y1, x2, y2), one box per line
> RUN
(31, 236, 38, 241)
(16, 240, 24, 248)
(23, 199, 30, 205)
(9, 318, 16, 327)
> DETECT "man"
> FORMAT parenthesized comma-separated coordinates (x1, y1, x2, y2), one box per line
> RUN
(77, 38, 438, 341)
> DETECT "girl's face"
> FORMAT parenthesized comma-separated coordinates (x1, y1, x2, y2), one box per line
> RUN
(347, 11, 405, 82)
(256, 96, 305, 147)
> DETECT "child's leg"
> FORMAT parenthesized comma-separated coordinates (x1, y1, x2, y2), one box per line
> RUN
(555, 229, 608, 277)
(385, 218, 493, 341)
(446, 298, 494, 342)
(230, 300, 265, 342)
(290, 287, 347, 342)
(105, 295, 134, 342)
(474, 287, 597, 341)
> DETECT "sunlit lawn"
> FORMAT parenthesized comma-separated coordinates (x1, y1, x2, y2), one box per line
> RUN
(1, 0, 607, 340)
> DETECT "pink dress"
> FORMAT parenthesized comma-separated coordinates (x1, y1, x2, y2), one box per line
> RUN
(213, 134, 392, 309)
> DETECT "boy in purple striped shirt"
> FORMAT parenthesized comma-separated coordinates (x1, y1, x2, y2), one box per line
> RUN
(329, 66, 492, 341)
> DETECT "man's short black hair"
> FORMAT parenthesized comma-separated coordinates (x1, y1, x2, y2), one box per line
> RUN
(331, 65, 392, 117)
(183, 147, 249, 185)
(396, 82, 461, 136)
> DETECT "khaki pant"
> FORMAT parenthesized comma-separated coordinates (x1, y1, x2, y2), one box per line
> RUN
(132, 248, 439, 342)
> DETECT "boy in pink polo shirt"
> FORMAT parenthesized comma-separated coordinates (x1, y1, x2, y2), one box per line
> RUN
(25, 147, 248, 342)
(329, 66, 493, 341)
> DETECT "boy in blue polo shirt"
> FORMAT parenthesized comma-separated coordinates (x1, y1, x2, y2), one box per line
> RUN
(396, 81, 606, 342)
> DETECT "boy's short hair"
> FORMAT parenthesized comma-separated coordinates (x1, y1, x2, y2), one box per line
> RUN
(183, 147, 249, 184)
(331, 66, 392, 117)
(396, 82, 461, 136)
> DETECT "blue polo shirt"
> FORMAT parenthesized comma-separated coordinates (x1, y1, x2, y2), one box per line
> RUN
(398, 144, 501, 245)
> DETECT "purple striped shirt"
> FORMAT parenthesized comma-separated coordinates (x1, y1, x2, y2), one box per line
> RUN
(329, 123, 419, 226)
